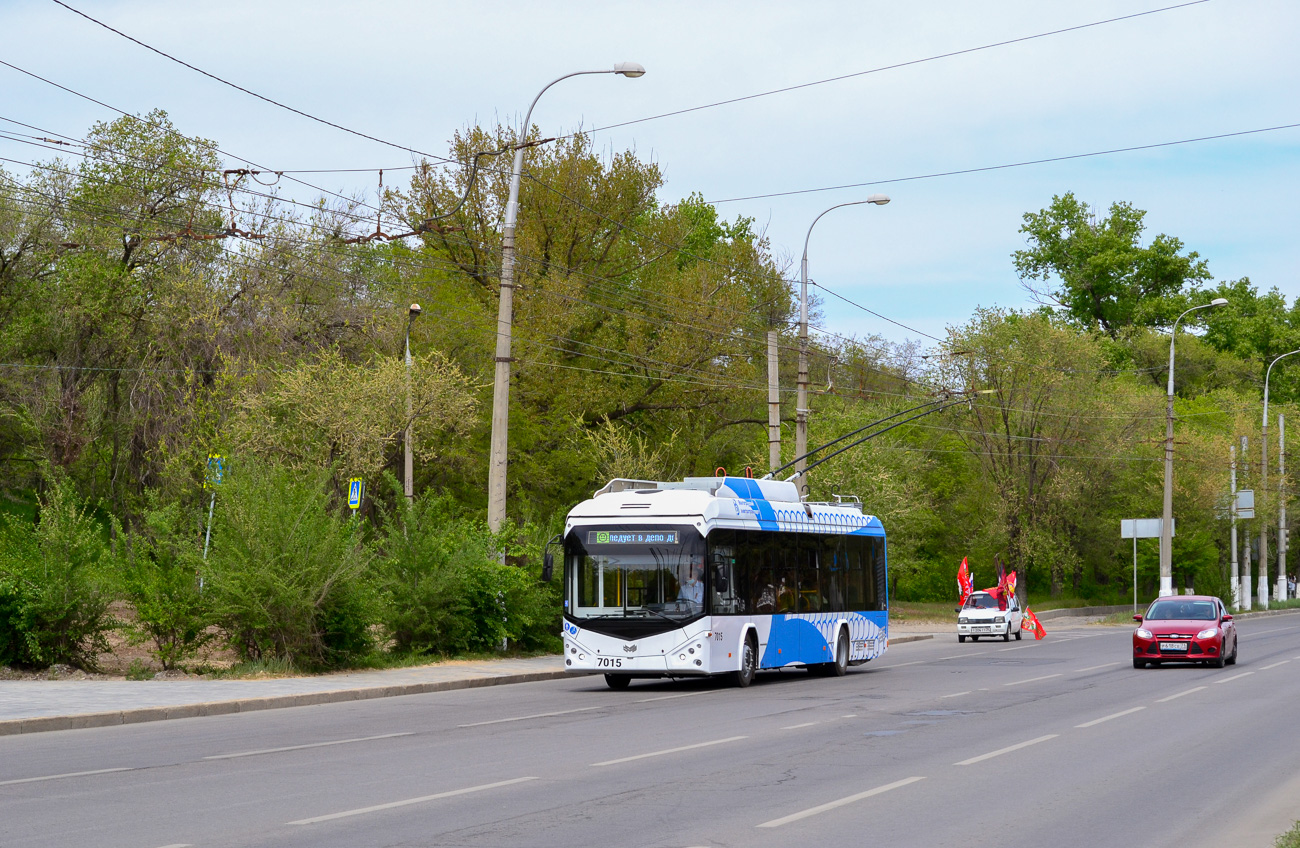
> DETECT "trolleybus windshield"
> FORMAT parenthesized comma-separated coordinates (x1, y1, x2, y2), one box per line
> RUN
(566, 525, 705, 621)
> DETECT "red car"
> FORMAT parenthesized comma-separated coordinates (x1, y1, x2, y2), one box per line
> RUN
(1132, 595, 1237, 669)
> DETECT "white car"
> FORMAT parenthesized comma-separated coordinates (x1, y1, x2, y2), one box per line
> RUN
(957, 591, 1022, 642)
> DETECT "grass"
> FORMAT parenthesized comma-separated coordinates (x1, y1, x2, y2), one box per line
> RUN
(1276, 821, 1300, 848)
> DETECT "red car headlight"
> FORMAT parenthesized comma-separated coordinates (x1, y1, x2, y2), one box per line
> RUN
(1196, 628, 1219, 640)
(1136, 628, 1153, 639)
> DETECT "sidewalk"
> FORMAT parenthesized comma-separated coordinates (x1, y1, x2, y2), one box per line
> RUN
(0, 656, 567, 735)
(0, 633, 937, 736)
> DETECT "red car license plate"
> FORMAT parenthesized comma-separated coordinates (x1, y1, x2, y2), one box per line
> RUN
(1159, 641, 1188, 652)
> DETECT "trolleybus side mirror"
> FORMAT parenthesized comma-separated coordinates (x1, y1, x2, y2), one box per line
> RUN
(542, 551, 554, 583)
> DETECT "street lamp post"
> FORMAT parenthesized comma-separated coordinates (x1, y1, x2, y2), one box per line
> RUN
(405, 303, 421, 504)
(1160, 298, 1229, 596)
(486, 63, 645, 532)
(1261, 349, 1300, 605)
(795, 195, 890, 497)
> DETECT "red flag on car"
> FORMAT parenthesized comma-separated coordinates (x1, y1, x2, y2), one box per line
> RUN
(1003, 570, 1017, 602)
(1021, 606, 1046, 640)
(957, 557, 974, 606)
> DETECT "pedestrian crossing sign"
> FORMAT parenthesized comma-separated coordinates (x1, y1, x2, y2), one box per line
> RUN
(348, 478, 364, 510)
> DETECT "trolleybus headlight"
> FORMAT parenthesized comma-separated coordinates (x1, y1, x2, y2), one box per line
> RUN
(679, 653, 687, 660)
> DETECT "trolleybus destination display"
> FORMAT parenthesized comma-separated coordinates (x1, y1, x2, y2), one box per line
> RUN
(586, 531, 680, 545)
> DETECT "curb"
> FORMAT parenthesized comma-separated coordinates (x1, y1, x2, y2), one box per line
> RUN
(0, 635, 942, 737)
(0, 670, 569, 737)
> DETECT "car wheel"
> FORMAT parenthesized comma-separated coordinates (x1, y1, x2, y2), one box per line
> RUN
(958, 634, 965, 643)
(1209, 654, 1225, 668)
(730, 634, 758, 688)
(1014, 628, 1022, 641)
(604, 674, 631, 690)
(1002, 627, 1011, 642)
(1227, 639, 1238, 665)
(1133, 659, 1146, 669)
(971, 635, 979, 642)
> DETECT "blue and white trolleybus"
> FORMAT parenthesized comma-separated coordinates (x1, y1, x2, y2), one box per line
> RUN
(560, 475, 888, 689)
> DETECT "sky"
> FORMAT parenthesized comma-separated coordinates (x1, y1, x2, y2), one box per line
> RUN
(2, 0, 1297, 351)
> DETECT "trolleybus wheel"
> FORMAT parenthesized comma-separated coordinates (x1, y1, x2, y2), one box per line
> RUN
(828, 629, 849, 677)
(732, 634, 757, 688)
(604, 674, 630, 690)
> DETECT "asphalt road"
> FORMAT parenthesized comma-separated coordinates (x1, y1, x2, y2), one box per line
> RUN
(3, 615, 1298, 848)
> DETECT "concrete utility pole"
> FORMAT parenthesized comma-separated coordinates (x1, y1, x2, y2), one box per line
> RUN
(405, 303, 421, 504)
(1242, 435, 1253, 610)
(767, 330, 780, 471)
(1160, 299, 1229, 596)
(1280, 414, 1288, 602)
(796, 196, 889, 497)
(1230, 444, 1239, 608)
(485, 63, 645, 532)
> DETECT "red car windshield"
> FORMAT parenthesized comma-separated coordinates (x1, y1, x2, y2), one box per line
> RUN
(1145, 600, 1217, 621)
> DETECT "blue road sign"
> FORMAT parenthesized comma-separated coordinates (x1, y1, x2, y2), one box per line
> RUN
(348, 478, 364, 510)
(205, 454, 225, 490)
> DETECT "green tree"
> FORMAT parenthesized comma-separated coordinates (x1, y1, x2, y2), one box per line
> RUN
(1014, 192, 1211, 336)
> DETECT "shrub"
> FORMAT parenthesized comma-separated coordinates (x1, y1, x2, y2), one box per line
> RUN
(378, 490, 558, 655)
(204, 461, 377, 669)
(0, 480, 115, 670)
(119, 498, 214, 670)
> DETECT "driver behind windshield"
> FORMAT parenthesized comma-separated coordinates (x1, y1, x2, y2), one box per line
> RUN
(677, 562, 703, 606)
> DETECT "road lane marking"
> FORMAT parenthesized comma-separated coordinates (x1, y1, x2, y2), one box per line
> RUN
(153, 844, 192, 848)
(1259, 660, 1290, 670)
(0, 767, 133, 786)
(938, 651, 988, 659)
(841, 714, 857, 718)
(593, 736, 747, 767)
(1156, 686, 1206, 703)
(635, 691, 717, 703)
(881, 661, 925, 669)
(288, 777, 537, 825)
(206, 732, 413, 759)
(997, 644, 1036, 652)
(756, 776, 925, 828)
(1075, 662, 1121, 673)
(1076, 706, 1146, 728)
(460, 707, 605, 727)
(1215, 672, 1254, 684)
(955, 735, 1057, 766)
(1003, 674, 1062, 687)
(940, 691, 971, 699)
(782, 722, 817, 730)
(1244, 626, 1299, 637)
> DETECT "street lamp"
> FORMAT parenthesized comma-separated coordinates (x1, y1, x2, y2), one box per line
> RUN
(405, 302, 421, 505)
(1261, 349, 1300, 605)
(487, 63, 646, 532)
(794, 195, 890, 497)
(1159, 297, 1228, 595)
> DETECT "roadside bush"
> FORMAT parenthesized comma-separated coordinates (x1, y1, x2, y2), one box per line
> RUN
(204, 461, 377, 669)
(0, 480, 115, 670)
(119, 497, 214, 670)
(378, 490, 558, 655)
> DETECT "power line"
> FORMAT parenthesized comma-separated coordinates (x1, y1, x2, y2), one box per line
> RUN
(565, 1, 1213, 140)
(706, 121, 1300, 204)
